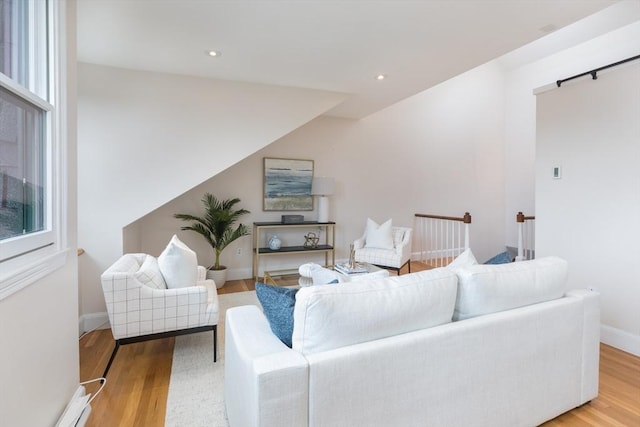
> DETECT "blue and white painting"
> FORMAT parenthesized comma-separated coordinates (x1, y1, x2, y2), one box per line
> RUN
(263, 158, 313, 211)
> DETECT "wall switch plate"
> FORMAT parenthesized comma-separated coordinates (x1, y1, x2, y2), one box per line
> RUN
(552, 166, 562, 179)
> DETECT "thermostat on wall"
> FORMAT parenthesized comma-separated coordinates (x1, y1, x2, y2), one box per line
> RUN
(552, 166, 562, 179)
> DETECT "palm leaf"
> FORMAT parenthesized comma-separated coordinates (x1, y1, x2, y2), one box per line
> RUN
(174, 193, 250, 269)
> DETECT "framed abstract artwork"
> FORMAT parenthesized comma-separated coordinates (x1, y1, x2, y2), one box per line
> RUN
(263, 157, 314, 211)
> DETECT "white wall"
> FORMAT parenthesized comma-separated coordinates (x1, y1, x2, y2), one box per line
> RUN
(536, 61, 640, 356)
(502, 19, 640, 246)
(135, 61, 507, 279)
(77, 64, 346, 321)
(0, 1, 80, 425)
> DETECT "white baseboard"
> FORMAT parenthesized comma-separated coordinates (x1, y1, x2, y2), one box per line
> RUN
(79, 312, 110, 336)
(601, 324, 640, 357)
(227, 267, 253, 281)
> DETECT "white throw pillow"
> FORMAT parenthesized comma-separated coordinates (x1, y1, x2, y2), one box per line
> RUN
(158, 235, 198, 289)
(447, 248, 478, 269)
(134, 255, 167, 289)
(311, 267, 340, 285)
(364, 218, 394, 249)
(298, 263, 322, 278)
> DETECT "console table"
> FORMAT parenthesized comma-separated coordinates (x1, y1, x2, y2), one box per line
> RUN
(252, 221, 336, 282)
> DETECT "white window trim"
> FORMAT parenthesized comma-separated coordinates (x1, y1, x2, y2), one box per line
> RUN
(0, 0, 69, 301)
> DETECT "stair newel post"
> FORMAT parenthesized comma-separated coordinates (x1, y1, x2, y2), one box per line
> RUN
(516, 212, 525, 261)
(463, 212, 471, 250)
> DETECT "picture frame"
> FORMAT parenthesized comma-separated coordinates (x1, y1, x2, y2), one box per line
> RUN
(263, 157, 314, 211)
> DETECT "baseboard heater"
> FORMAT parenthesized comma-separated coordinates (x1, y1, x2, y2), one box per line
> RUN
(55, 385, 91, 427)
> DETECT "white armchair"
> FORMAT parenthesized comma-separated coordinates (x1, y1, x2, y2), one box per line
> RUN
(100, 253, 219, 378)
(353, 225, 412, 275)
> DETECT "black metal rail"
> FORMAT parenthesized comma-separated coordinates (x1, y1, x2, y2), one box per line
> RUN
(556, 54, 640, 87)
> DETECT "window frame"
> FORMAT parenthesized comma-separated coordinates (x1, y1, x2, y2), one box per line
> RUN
(0, 0, 68, 300)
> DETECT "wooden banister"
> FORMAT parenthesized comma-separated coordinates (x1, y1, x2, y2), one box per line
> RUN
(414, 212, 472, 268)
(414, 212, 472, 223)
(516, 212, 535, 223)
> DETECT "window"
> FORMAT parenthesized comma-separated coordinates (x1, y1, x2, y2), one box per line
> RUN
(0, 0, 67, 298)
(0, 86, 47, 243)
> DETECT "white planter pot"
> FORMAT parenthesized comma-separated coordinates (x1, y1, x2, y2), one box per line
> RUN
(207, 268, 227, 289)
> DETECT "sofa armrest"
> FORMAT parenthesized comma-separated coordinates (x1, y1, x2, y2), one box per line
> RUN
(199, 279, 218, 304)
(225, 305, 309, 427)
(197, 265, 207, 281)
(396, 228, 412, 258)
(565, 289, 600, 402)
(353, 233, 366, 250)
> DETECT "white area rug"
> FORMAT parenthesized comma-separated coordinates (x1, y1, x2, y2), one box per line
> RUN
(165, 290, 260, 427)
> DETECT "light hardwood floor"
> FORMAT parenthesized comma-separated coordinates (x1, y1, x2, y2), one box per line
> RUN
(80, 263, 640, 426)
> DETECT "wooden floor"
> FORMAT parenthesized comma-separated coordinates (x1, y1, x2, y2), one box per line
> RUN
(80, 264, 640, 426)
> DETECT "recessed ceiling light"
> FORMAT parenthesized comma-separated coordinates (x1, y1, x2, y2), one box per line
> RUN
(206, 50, 221, 57)
(376, 74, 386, 81)
(539, 24, 557, 34)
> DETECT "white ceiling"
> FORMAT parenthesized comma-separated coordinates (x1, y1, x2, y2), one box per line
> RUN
(77, 0, 622, 119)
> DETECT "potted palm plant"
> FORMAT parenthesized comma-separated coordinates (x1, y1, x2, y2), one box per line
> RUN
(174, 193, 250, 288)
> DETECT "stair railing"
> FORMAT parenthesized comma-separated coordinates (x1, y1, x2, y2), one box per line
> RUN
(516, 212, 535, 261)
(414, 212, 471, 268)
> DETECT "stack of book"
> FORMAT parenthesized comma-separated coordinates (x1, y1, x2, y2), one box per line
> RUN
(335, 263, 368, 275)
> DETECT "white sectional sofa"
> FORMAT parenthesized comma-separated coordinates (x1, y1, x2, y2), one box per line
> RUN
(224, 257, 600, 427)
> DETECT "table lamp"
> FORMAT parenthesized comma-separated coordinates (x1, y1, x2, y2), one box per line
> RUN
(311, 177, 334, 223)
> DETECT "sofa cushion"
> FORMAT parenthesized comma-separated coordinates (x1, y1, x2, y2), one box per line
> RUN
(255, 283, 298, 347)
(158, 235, 198, 289)
(364, 218, 394, 249)
(133, 255, 167, 289)
(292, 268, 458, 355)
(453, 256, 568, 321)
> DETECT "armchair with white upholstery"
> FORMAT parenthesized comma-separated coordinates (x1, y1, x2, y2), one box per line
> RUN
(100, 251, 219, 378)
(353, 220, 412, 275)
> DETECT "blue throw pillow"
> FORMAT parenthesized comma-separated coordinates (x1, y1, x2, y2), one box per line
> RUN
(484, 251, 513, 264)
(255, 283, 298, 347)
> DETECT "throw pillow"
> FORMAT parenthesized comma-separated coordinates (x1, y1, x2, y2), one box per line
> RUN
(484, 251, 513, 264)
(158, 235, 198, 289)
(255, 283, 298, 347)
(311, 266, 340, 285)
(134, 255, 167, 289)
(298, 262, 322, 278)
(364, 218, 394, 249)
(447, 248, 478, 269)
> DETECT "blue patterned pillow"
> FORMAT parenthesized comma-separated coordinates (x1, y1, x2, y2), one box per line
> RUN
(255, 283, 298, 347)
(484, 251, 513, 264)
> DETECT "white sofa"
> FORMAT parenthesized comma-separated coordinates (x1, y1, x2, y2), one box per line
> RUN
(225, 257, 600, 427)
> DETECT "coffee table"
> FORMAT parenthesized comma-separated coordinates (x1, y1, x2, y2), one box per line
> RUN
(298, 262, 388, 287)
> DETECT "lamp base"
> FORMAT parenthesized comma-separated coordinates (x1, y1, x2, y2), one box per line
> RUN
(317, 196, 329, 223)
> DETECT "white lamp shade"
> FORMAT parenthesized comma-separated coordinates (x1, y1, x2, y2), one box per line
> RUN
(311, 177, 335, 196)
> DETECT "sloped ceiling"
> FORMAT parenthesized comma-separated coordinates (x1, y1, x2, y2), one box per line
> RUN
(77, 0, 619, 119)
